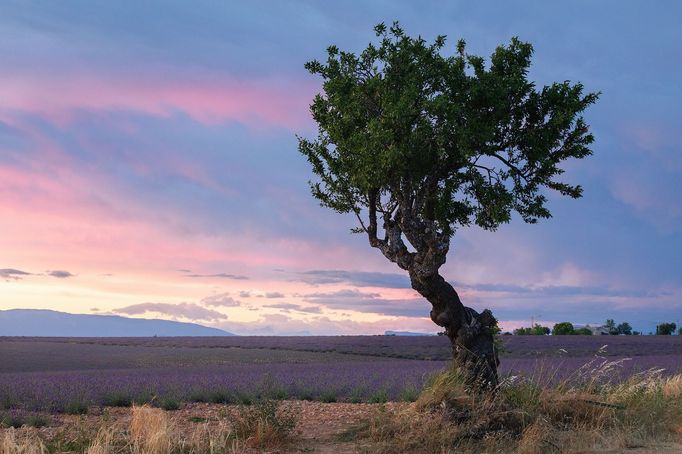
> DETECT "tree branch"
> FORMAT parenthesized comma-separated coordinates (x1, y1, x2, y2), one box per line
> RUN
(491, 152, 529, 182)
(367, 188, 379, 244)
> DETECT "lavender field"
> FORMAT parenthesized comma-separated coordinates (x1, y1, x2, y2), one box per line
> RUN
(1, 335, 681, 413)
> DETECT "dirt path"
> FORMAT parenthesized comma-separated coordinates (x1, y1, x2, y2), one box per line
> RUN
(285, 401, 404, 453)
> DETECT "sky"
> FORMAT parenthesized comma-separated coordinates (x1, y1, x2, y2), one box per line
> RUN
(1, 1, 681, 335)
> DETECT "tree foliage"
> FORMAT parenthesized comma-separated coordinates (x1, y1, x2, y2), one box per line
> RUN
(616, 322, 632, 335)
(574, 327, 593, 335)
(605, 319, 633, 335)
(513, 324, 550, 335)
(552, 322, 574, 335)
(656, 322, 677, 335)
(299, 21, 599, 256)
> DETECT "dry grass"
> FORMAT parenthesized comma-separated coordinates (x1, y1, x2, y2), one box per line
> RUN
(0, 429, 46, 454)
(1, 367, 679, 453)
(232, 399, 297, 451)
(1, 400, 296, 453)
(84, 427, 115, 454)
(121, 401, 293, 453)
(129, 405, 172, 454)
(363, 364, 682, 453)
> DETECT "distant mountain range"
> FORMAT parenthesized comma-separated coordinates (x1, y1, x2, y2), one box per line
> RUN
(0, 309, 234, 337)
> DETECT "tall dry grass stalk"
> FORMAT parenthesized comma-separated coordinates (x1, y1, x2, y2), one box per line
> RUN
(129, 405, 171, 454)
(0, 429, 46, 454)
(176, 421, 242, 454)
(85, 427, 115, 454)
(80, 403, 287, 454)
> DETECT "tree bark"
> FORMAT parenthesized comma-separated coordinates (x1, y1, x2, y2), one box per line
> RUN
(409, 271, 500, 389)
(363, 195, 499, 389)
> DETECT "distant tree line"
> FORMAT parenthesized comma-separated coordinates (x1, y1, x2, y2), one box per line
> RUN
(604, 319, 635, 335)
(507, 319, 681, 335)
(550, 322, 593, 335)
(512, 324, 550, 336)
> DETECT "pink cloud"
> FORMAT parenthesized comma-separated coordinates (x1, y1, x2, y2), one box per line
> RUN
(0, 156, 379, 281)
(0, 73, 316, 129)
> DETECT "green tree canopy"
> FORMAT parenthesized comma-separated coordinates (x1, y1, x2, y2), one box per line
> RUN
(656, 322, 677, 335)
(616, 322, 632, 335)
(552, 322, 574, 335)
(300, 22, 598, 244)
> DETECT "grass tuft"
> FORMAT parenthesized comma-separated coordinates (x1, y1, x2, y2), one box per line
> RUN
(232, 399, 297, 451)
(1, 429, 47, 454)
(129, 405, 171, 454)
(25, 414, 50, 429)
(64, 399, 89, 415)
(368, 389, 388, 404)
(364, 363, 682, 453)
(101, 392, 132, 408)
(319, 390, 338, 403)
(158, 397, 180, 411)
(0, 412, 24, 429)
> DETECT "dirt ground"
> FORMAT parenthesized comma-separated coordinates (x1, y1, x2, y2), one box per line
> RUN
(3, 401, 682, 453)
(2, 401, 404, 453)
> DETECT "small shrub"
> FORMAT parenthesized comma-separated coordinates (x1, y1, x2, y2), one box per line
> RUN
(319, 390, 337, 403)
(235, 391, 254, 406)
(188, 416, 208, 423)
(102, 392, 132, 407)
(208, 390, 234, 404)
(188, 390, 209, 403)
(26, 413, 50, 428)
(233, 399, 296, 450)
(159, 398, 180, 411)
(399, 383, 420, 402)
(65, 399, 89, 415)
(0, 411, 25, 428)
(132, 393, 155, 406)
(296, 387, 315, 401)
(369, 389, 388, 404)
(349, 385, 368, 403)
(259, 374, 288, 400)
(349, 394, 364, 404)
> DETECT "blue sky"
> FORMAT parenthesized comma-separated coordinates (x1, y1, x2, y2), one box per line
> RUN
(1, 1, 680, 334)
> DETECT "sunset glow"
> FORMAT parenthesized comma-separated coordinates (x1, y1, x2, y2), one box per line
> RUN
(1, 1, 680, 335)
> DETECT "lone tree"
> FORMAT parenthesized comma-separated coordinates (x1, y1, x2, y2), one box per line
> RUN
(298, 23, 598, 387)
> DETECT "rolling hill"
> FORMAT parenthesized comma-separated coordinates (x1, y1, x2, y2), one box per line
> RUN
(0, 309, 234, 336)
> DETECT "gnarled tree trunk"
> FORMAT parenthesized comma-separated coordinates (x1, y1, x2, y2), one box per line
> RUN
(409, 271, 500, 389)
(365, 197, 500, 389)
